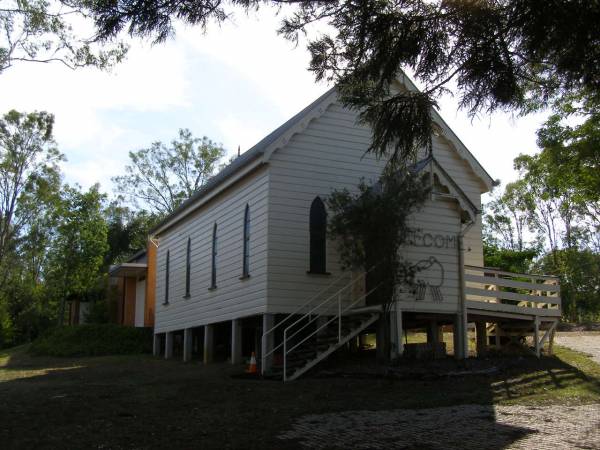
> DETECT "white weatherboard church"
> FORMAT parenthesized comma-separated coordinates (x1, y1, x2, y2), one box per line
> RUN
(146, 75, 560, 381)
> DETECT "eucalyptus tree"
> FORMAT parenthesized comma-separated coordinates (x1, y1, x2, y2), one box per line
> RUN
(0, 0, 127, 74)
(45, 184, 108, 325)
(113, 128, 225, 215)
(484, 179, 535, 253)
(534, 92, 600, 251)
(0, 110, 63, 290)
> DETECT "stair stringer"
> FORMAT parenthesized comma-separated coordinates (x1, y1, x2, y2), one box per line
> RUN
(286, 312, 380, 382)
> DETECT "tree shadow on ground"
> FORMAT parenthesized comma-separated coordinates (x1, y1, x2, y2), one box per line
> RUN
(0, 346, 598, 449)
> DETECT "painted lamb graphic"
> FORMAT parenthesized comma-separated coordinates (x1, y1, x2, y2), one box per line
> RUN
(412, 256, 445, 302)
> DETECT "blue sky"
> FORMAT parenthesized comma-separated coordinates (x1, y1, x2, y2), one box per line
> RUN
(0, 10, 549, 200)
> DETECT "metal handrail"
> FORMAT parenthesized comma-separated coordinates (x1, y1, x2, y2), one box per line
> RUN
(285, 275, 359, 341)
(262, 273, 362, 370)
(283, 281, 355, 346)
(260, 271, 349, 373)
(278, 268, 375, 348)
(283, 284, 381, 381)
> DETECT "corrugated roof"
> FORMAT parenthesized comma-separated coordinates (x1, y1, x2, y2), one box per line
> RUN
(150, 79, 493, 235)
(150, 87, 336, 235)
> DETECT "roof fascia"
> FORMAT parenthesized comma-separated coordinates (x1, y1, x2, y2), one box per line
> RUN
(395, 73, 497, 192)
(261, 89, 339, 162)
(152, 157, 265, 236)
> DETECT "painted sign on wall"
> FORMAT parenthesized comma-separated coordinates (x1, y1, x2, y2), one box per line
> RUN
(411, 257, 445, 302)
(406, 231, 457, 249)
(402, 231, 461, 303)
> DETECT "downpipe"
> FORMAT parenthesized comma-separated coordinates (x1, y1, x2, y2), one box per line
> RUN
(457, 218, 475, 359)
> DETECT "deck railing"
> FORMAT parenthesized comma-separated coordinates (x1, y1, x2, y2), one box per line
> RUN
(464, 265, 561, 312)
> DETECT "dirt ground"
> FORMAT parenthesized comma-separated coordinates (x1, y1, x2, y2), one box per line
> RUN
(280, 404, 600, 449)
(1, 345, 599, 449)
(555, 332, 600, 365)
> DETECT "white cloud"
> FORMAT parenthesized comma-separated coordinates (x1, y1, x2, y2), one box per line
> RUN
(0, 7, 551, 199)
(0, 40, 191, 135)
(435, 93, 548, 190)
(216, 114, 271, 158)
(0, 38, 192, 190)
(178, 10, 329, 116)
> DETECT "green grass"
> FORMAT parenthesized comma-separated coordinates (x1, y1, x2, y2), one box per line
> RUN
(0, 342, 598, 449)
(28, 323, 153, 357)
(494, 345, 600, 406)
(405, 331, 478, 354)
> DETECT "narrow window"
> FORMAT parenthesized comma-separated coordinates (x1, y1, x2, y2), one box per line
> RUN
(309, 196, 327, 274)
(164, 250, 170, 304)
(185, 237, 191, 297)
(210, 223, 217, 289)
(242, 204, 250, 277)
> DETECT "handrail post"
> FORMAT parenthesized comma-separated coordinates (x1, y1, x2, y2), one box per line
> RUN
(338, 293, 342, 342)
(260, 333, 265, 376)
(283, 329, 287, 382)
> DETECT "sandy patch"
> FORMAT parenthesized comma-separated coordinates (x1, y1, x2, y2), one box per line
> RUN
(280, 404, 600, 449)
(556, 333, 600, 365)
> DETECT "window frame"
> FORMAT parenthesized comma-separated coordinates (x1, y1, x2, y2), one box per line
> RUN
(308, 196, 329, 275)
(163, 250, 170, 304)
(184, 237, 191, 298)
(209, 223, 218, 289)
(241, 204, 250, 279)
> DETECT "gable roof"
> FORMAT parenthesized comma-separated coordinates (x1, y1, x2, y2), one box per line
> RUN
(414, 155, 480, 220)
(395, 73, 496, 191)
(151, 76, 495, 235)
(150, 88, 337, 235)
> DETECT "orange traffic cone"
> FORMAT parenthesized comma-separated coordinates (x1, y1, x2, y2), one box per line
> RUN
(246, 352, 257, 374)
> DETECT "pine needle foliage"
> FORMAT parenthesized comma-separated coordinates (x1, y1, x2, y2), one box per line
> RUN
(79, 0, 600, 167)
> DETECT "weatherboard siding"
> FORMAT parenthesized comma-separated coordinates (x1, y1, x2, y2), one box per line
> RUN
(266, 102, 383, 312)
(266, 100, 477, 312)
(153, 95, 488, 329)
(397, 199, 461, 313)
(430, 134, 485, 267)
(153, 168, 269, 333)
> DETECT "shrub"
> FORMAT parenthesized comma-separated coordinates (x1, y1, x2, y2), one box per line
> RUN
(29, 324, 153, 357)
(84, 300, 110, 324)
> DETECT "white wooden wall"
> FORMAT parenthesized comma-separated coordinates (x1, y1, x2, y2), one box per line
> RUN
(267, 102, 386, 312)
(266, 100, 485, 314)
(431, 134, 485, 267)
(397, 199, 462, 313)
(154, 168, 269, 333)
(153, 97, 489, 331)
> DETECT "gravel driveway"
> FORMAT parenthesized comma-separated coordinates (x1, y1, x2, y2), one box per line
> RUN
(555, 332, 600, 364)
(279, 404, 600, 449)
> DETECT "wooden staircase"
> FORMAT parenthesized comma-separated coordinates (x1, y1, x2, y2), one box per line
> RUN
(261, 270, 381, 381)
(268, 311, 379, 381)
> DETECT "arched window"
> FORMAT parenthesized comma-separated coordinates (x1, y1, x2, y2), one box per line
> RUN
(210, 223, 218, 289)
(164, 250, 170, 304)
(184, 237, 191, 297)
(242, 204, 250, 277)
(309, 196, 327, 274)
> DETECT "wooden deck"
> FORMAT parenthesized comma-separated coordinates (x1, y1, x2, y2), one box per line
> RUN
(464, 265, 561, 320)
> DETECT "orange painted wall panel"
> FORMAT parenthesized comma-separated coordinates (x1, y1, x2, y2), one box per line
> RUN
(123, 277, 137, 326)
(145, 240, 157, 327)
